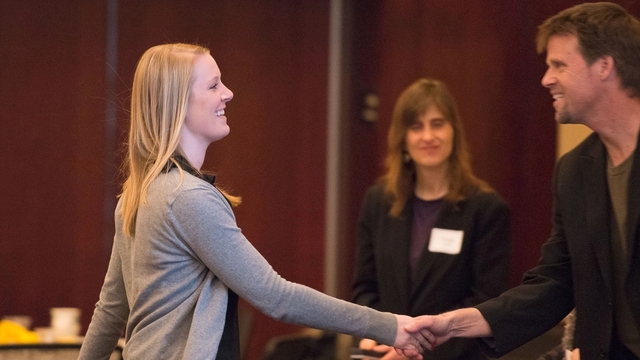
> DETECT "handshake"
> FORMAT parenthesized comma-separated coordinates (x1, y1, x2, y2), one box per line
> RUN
(375, 309, 489, 359)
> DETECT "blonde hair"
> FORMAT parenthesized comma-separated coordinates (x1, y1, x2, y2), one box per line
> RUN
(120, 43, 239, 237)
(382, 79, 492, 217)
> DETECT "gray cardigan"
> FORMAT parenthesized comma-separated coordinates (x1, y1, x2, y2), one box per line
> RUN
(79, 169, 397, 360)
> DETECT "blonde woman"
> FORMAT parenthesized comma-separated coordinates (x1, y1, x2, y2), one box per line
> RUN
(353, 79, 511, 359)
(78, 43, 425, 360)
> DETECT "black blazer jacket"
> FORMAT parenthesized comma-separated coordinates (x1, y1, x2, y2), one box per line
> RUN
(352, 184, 511, 359)
(476, 132, 640, 359)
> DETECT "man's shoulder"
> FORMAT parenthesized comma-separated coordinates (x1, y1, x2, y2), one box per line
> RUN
(559, 131, 602, 161)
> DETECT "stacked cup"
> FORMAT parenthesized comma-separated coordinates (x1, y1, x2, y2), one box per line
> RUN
(50, 307, 81, 343)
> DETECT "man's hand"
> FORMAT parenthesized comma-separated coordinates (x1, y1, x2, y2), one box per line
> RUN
(404, 314, 454, 349)
(404, 308, 492, 350)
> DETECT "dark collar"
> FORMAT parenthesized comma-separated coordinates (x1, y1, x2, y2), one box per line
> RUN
(165, 155, 216, 186)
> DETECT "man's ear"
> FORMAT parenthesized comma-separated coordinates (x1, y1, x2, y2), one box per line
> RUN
(596, 55, 615, 80)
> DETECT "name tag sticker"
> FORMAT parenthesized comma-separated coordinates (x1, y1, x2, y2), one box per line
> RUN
(428, 228, 464, 255)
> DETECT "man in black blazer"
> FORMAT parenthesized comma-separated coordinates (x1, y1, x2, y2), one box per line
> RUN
(405, 3, 640, 359)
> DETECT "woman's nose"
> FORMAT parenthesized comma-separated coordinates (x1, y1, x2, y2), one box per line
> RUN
(421, 128, 435, 140)
(222, 84, 234, 102)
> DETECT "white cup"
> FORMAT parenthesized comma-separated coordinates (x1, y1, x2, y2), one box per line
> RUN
(34, 327, 55, 343)
(50, 307, 81, 342)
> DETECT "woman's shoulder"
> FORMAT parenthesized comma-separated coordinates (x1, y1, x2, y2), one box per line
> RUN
(366, 183, 386, 197)
(362, 183, 391, 206)
(155, 168, 213, 188)
(464, 189, 510, 212)
(153, 169, 228, 208)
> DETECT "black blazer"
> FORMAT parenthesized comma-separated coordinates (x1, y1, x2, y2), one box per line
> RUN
(352, 184, 511, 360)
(476, 132, 640, 359)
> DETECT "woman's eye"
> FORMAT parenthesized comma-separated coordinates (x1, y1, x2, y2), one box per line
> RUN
(210, 83, 219, 90)
(431, 120, 445, 128)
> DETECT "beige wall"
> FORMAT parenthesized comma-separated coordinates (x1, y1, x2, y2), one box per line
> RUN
(557, 124, 593, 158)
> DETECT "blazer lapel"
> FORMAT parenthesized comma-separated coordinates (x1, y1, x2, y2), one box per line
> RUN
(581, 140, 613, 293)
(409, 203, 454, 300)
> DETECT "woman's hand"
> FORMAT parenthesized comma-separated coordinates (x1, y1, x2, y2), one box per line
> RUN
(392, 315, 425, 359)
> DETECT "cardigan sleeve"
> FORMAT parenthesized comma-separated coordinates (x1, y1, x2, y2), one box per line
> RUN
(79, 203, 130, 360)
(170, 183, 399, 346)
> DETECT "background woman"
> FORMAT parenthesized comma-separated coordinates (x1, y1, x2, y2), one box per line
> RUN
(78, 43, 425, 360)
(352, 78, 511, 359)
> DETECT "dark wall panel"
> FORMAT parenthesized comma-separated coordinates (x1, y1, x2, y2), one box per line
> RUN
(0, 0, 108, 331)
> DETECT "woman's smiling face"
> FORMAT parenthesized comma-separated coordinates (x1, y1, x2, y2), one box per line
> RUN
(181, 54, 234, 149)
(405, 106, 454, 172)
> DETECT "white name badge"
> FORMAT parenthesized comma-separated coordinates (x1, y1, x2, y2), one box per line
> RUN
(428, 228, 464, 255)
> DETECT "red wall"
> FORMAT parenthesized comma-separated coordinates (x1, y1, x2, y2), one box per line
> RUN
(2, 1, 639, 359)
(0, 0, 109, 336)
